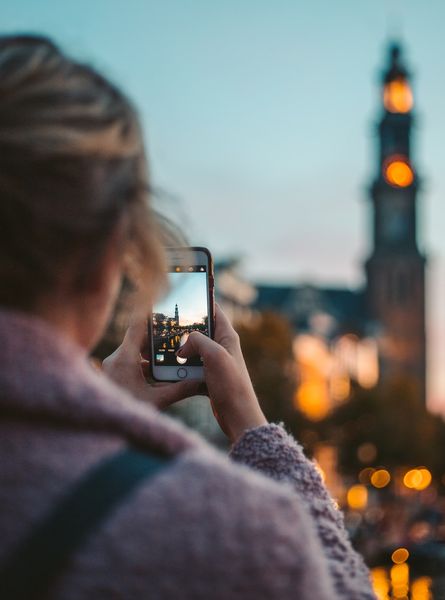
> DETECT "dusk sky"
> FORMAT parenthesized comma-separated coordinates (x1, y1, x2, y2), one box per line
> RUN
(155, 272, 208, 326)
(3, 0, 445, 410)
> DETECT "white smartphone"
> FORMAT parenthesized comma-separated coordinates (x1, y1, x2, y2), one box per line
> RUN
(150, 247, 214, 381)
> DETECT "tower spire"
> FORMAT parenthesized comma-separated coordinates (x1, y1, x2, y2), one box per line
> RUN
(382, 42, 413, 114)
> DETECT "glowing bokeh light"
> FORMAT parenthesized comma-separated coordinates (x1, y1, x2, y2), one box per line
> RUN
(403, 468, 432, 491)
(384, 159, 414, 187)
(417, 468, 432, 491)
(296, 380, 330, 421)
(371, 469, 391, 488)
(404, 469, 422, 489)
(391, 563, 409, 599)
(383, 78, 413, 113)
(411, 577, 432, 600)
(347, 484, 368, 510)
(371, 567, 390, 600)
(391, 547, 409, 564)
(371, 568, 431, 600)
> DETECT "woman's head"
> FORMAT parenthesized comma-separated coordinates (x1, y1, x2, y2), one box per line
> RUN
(0, 34, 166, 345)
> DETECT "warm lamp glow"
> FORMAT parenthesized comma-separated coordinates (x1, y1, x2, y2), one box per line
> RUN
(294, 335, 331, 421)
(371, 469, 391, 488)
(384, 159, 414, 188)
(411, 577, 432, 600)
(391, 548, 409, 564)
(417, 468, 432, 490)
(296, 380, 330, 421)
(347, 484, 368, 510)
(383, 78, 413, 113)
(371, 567, 390, 600)
(403, 468, 432, 491)
(391, 563, 409, 599)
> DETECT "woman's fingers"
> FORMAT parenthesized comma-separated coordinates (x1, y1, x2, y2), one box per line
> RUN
(213, 303, 241, 354)
(177, 304, 240, 362)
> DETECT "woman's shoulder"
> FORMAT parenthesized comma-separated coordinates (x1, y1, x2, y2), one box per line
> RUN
(0, 415, 335, 599)
(93, 439, 336, 599)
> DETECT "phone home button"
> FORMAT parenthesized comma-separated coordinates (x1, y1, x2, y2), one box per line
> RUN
(177, 367, 188, 379)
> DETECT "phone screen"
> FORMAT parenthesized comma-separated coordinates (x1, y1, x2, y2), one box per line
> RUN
(152, 264, 210, 368)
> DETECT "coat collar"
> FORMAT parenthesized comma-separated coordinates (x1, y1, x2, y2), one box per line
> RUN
(0, 308, 204, 456)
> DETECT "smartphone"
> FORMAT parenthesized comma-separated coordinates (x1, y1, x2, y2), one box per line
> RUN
(150, 247, 214, 381)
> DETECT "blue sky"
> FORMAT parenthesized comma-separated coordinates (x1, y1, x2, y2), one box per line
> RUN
(2, 0, 445, 409)
(155, 272, 208, 326)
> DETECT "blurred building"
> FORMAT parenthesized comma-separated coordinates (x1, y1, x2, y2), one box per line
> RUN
(255, 42, 426, 417)
(214, 258, 258, 323)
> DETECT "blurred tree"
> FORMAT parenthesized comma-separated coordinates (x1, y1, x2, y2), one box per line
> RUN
(236, 311, 297, 425)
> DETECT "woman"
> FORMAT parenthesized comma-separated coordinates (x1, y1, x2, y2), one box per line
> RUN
(0, 35, 375, 599)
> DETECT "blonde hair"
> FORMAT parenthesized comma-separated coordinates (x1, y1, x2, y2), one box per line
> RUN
(0, 34, 166, 309)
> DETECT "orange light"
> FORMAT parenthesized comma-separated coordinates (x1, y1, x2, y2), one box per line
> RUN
(404, 469, 422, 489)
(392, 547, 409, 564)
(384, 160, 414, 187)
(296, 380, 330, 421)
(411, 576, 432, 600)
(371, 567, 390, 600)
(383, 78, 413, 113)
(371, 469, 391, 488)
(347, 484, 368, 510)
(403, 468, 432, 491)
(390, 563, 409, 599)
(417, 468, 432, 490)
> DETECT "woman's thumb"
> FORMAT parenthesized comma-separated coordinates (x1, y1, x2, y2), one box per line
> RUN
(177, 331, 216, 360)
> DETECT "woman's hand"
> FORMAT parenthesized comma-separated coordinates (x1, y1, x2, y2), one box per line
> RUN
(102, 317, 200, 410)
(177, 304, 268, 443)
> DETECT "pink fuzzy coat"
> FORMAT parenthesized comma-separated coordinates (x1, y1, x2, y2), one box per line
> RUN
(0, 309, 375, 599)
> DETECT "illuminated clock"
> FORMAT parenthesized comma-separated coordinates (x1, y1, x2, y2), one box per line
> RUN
(383, 156, 414, 188)
(383, 77, 413, 113)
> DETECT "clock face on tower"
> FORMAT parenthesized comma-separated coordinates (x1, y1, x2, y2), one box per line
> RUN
(381, 198, 409, 243)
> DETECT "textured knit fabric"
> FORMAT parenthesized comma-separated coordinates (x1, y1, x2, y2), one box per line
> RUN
(0, 308, 375, 599)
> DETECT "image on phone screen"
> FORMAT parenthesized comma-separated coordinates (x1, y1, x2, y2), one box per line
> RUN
(152, 266, 209, 367)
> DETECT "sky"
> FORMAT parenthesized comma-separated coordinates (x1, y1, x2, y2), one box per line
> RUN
(155, 272, 208, 326)
(2, 0, 445, 410)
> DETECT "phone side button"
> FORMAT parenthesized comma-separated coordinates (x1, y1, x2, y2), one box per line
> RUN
(177, 368, 188, 379)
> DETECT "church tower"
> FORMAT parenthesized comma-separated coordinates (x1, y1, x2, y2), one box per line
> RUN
(365, 43, 426, 400)
(174, 303, 179, 325)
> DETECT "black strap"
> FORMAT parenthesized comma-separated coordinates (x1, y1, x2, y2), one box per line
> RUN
(0, 447, 170, 600)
